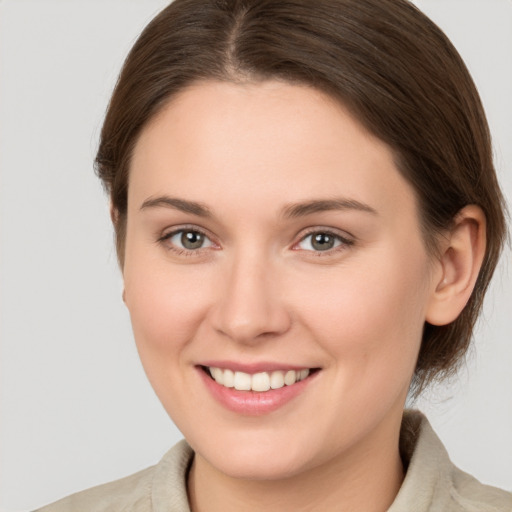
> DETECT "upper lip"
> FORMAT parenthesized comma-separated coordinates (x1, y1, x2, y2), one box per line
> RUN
(198, 361, 316, 374)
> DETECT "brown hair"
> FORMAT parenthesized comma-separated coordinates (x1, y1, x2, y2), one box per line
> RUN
(95, 0, 507, 392)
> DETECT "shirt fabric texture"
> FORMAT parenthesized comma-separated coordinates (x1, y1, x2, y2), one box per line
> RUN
(35, 410, 512, 512)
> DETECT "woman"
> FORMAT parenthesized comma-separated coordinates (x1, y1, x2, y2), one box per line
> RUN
(35, 0, 511, 510)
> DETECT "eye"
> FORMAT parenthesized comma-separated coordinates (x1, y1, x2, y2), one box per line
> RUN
(162, 229, 213, 251)
(296, 231, 351, 252)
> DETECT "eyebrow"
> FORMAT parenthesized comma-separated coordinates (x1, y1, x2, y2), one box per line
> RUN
(140, 195, 377, 219)
(140, 196, 212, 217)
(282, 198, 378, 218)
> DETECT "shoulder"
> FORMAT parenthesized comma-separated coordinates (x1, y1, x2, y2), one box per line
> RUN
(34, 440, 194, 512)
(448, 463, 512, 512)
(390, 410, 512, 512)
(34, 466, 154, 512)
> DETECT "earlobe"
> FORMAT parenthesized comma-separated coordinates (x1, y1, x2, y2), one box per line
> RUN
(426, 205, 486, 326)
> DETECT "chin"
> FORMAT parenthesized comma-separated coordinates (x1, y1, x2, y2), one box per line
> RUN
(194, 430, 318, 481)
(213, 454, 309, 481)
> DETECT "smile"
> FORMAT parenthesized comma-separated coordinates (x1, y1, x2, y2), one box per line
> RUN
(207, 366, 311, 392)
(198, 364, 320, 415)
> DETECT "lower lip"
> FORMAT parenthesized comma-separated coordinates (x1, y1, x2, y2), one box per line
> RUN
(198, 368, 318, 416)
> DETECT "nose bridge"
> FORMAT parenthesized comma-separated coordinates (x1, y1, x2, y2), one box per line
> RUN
(211, 246, 290, 343)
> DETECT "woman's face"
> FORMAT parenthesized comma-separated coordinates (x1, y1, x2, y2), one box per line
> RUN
(124, 80, 439, 479)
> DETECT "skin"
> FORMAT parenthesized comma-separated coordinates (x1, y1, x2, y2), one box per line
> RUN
(122, 80, 485, 512)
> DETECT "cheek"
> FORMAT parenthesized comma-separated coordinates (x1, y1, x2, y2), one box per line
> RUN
(295, 247, 430, 379)
(123, 251, 212, 360)
(123, 261, 217, 421)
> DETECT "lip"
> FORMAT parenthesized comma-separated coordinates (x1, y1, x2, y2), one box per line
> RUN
(199, 360, 310, 373)
(196, 363, 319, 416)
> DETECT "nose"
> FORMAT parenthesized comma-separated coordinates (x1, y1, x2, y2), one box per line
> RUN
(210, 252, 291, 344)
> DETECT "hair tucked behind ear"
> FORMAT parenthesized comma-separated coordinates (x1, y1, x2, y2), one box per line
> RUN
(95, 0, 507, 394)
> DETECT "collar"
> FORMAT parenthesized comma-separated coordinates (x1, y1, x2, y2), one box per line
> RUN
(150, 410, 510, 512)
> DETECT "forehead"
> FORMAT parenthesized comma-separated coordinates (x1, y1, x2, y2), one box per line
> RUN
(129, 80, 417, 218)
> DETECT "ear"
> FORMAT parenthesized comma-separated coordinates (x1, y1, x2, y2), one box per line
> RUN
(110, 202, 119, 226)
(426, 205, 486, 326)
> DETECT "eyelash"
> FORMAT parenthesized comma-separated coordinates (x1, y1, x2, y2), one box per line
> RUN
(157, 226, 216, 256)
(157, 226, 354, 257)
(293, 229, 354, 256)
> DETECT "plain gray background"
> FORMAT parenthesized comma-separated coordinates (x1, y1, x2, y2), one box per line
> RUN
(1, 1, 511, 511)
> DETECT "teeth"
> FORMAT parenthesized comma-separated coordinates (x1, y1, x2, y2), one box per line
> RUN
(208, 367, 310, 392)
(211, 367, 223, 383)
(270, 371, 285, 389)
(299, 369, 309, 380)
(251, 372, 271, 392)
(233, 371, 252, 391)
(284, 370, 296, 386)
(223, 369, 235, 388)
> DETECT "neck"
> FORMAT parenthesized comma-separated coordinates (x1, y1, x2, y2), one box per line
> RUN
(187, 413, 405, 512)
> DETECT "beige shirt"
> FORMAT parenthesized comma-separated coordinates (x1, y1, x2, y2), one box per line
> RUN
(35, 411, 512, 512)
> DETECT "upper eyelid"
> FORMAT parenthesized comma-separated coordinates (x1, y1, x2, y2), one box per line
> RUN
(292, 228, 355, 254)
(157, 225, 217, 251)
(296, 226, 354, 242)
(159, 224, 213, 240)
(156, 225, 354, 250)
(157, 227, 217, 257)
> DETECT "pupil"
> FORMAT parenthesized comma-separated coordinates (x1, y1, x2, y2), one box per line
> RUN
(181, 231, 204, 249)
(312, 233, 334, 251)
